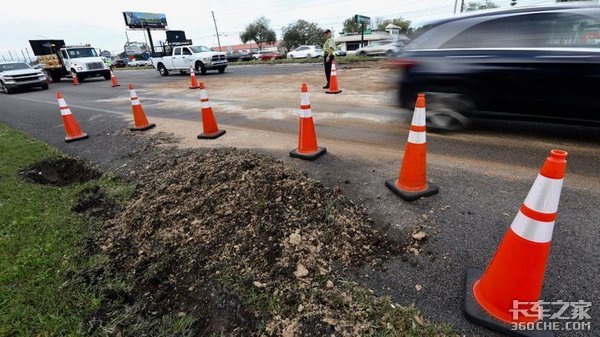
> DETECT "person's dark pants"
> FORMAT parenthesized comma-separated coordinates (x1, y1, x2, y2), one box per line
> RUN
(324, 54, 335, 87)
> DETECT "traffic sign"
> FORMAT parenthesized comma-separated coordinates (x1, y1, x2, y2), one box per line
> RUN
(354, 15, 370, 25)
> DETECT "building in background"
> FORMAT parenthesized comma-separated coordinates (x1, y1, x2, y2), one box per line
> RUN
(211, 41, 280, 53)
(336, 26, 410, 53)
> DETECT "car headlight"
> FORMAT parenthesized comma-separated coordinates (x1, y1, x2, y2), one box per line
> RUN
(77, 66, 83, 71)
(203, 57, 211, 62)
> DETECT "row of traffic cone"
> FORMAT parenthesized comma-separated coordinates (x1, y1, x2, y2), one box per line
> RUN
(59, 67, 569, 337)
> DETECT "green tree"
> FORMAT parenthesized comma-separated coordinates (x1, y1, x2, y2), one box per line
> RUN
(465, 0, 499, 12)
(281, 20, 325, 51)
(343, 17, 364, 34)
(240, 17, 277, 50)
(375, 17, 412, 35)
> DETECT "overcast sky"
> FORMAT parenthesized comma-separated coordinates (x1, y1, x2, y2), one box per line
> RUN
(1, 0, 554, 60)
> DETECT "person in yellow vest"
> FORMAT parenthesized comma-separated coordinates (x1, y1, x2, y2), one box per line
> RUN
(322, 29, 336, 89)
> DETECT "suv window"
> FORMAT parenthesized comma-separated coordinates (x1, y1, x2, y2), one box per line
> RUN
(441, 13, 600, 49)
(174, 47, 182, 56)
(296, 47, 308, 51)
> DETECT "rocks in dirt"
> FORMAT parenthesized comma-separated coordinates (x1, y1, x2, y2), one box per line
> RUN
(19, 157, 100, 186)
(293, 263, 309, 278)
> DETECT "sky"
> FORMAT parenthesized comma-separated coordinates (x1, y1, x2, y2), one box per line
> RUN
(0, 0, 557, 60)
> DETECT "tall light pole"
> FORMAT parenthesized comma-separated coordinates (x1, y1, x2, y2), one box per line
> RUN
(212, 11, 222, 52)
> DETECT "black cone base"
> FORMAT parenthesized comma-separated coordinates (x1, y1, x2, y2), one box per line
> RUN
(464, 268, 555, 337)
(325, 90, 342, 94)
(197, 129, 226, 139)
(290, 147, 327, 161)
(384, 179, 439, 201)
(65, 133, 89, 143)
(130, 123, 156, 131)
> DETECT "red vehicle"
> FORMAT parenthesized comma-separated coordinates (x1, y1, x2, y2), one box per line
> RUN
(259, 52, 284, 61)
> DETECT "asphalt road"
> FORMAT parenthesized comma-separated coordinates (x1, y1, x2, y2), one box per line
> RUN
(1, 65, 598, 336)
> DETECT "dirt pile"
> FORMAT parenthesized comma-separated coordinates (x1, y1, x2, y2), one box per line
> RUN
(97, 148, 416, 336)
(20, 157, 100, 186)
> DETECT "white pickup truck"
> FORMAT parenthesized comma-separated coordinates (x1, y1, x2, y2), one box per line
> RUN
(151, 45, 227, 76)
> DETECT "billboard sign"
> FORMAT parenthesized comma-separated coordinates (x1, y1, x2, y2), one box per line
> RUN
(123, 12, 167, 29)
(354, 14, 371, 25)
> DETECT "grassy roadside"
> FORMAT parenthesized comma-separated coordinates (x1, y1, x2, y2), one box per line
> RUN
(0, 124, 130, 336)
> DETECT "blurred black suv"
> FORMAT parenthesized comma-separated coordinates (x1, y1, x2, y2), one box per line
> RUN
(395, 5, 600, 130)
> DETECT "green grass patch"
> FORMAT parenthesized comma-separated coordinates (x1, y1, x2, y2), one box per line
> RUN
(0, 124, 128, 336)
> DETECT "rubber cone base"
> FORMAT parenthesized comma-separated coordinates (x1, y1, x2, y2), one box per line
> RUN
(130, 123, 156, 131)
(290, 147, 327, 161)
(325, 90, 342, 94)
(197, 129, 226, 139)
(65, 133, 89, 143)
(385, 179, 439, 201)
(111, 84, 121, 87)
(464, 268, 555, 337)
(189, 86, 199, 89)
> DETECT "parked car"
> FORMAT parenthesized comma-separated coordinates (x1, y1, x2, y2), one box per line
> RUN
(113, 59, 127, 68)
(259, 52, 285, 61)
(0, 62, 48, 94)
(252, 50, 273, 60)
(287, 45, 323, 58)
(127, 59, 151, 67)
(394, 4, 600, 130)
(335, 48, 347, 57)
(227, 51, 253, 62)
(355, 39, 405, 57)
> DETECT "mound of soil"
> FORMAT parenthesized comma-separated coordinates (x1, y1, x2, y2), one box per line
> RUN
(20, 157, 100, 186)
(97, 148, 401, 336)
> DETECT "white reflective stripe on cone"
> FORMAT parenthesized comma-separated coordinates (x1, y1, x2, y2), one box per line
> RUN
(524, 174, 564, 214)
(301, 93, 310, 105)
(412, 107, 426, 126)
(331, 71, 337, 76)
(201, 101, 211, 109)
(407, 130, 426, 144)
(131, 99, 141, 105)
(60, 108, 72, 116)
(510, 211, 555, 243)
(200, 90, 208, 100)
(129, 90, 137, 98)
(299, 109, 312, 118)
(58, 98, 68, 107)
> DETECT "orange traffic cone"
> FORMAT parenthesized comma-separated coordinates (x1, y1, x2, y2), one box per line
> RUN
(385, 93, 438, 201)
(110, 70, 120, 87)
(464, 149, 568, 337)
(56, 92, 88, 142)
(189, 66, 199, 89)
(197, 82, 225, 139)
(71, 71, 80, 86)
(325, 60, 342, 94)
(128, 84, 156, 131)
(290, 83, 326, 160)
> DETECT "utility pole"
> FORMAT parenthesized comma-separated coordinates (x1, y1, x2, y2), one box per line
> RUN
(454, 0, 459, 14)
(460, 0, 465, 13)
(211, 11, 222, 52)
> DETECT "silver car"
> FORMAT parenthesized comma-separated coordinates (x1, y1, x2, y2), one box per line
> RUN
(0, 62, 48, 94)
(355, 40, 406, 57)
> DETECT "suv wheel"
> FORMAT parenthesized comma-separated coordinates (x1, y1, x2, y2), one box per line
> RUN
(0, 81, 12, 94)
(422, 92, 472, 131)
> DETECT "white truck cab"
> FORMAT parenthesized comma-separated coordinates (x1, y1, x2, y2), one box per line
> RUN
(58, 45, 111, 81)
(151, 45, 227, 76)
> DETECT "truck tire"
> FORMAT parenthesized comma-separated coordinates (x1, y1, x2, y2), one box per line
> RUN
(41, 83, 49, 90)
(103, 71, 111, 80)
(72, 70, 85, 83)
(195, 61, 207, 75)
(218, 66, 226, 74)
(158, 63, 169, 76)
